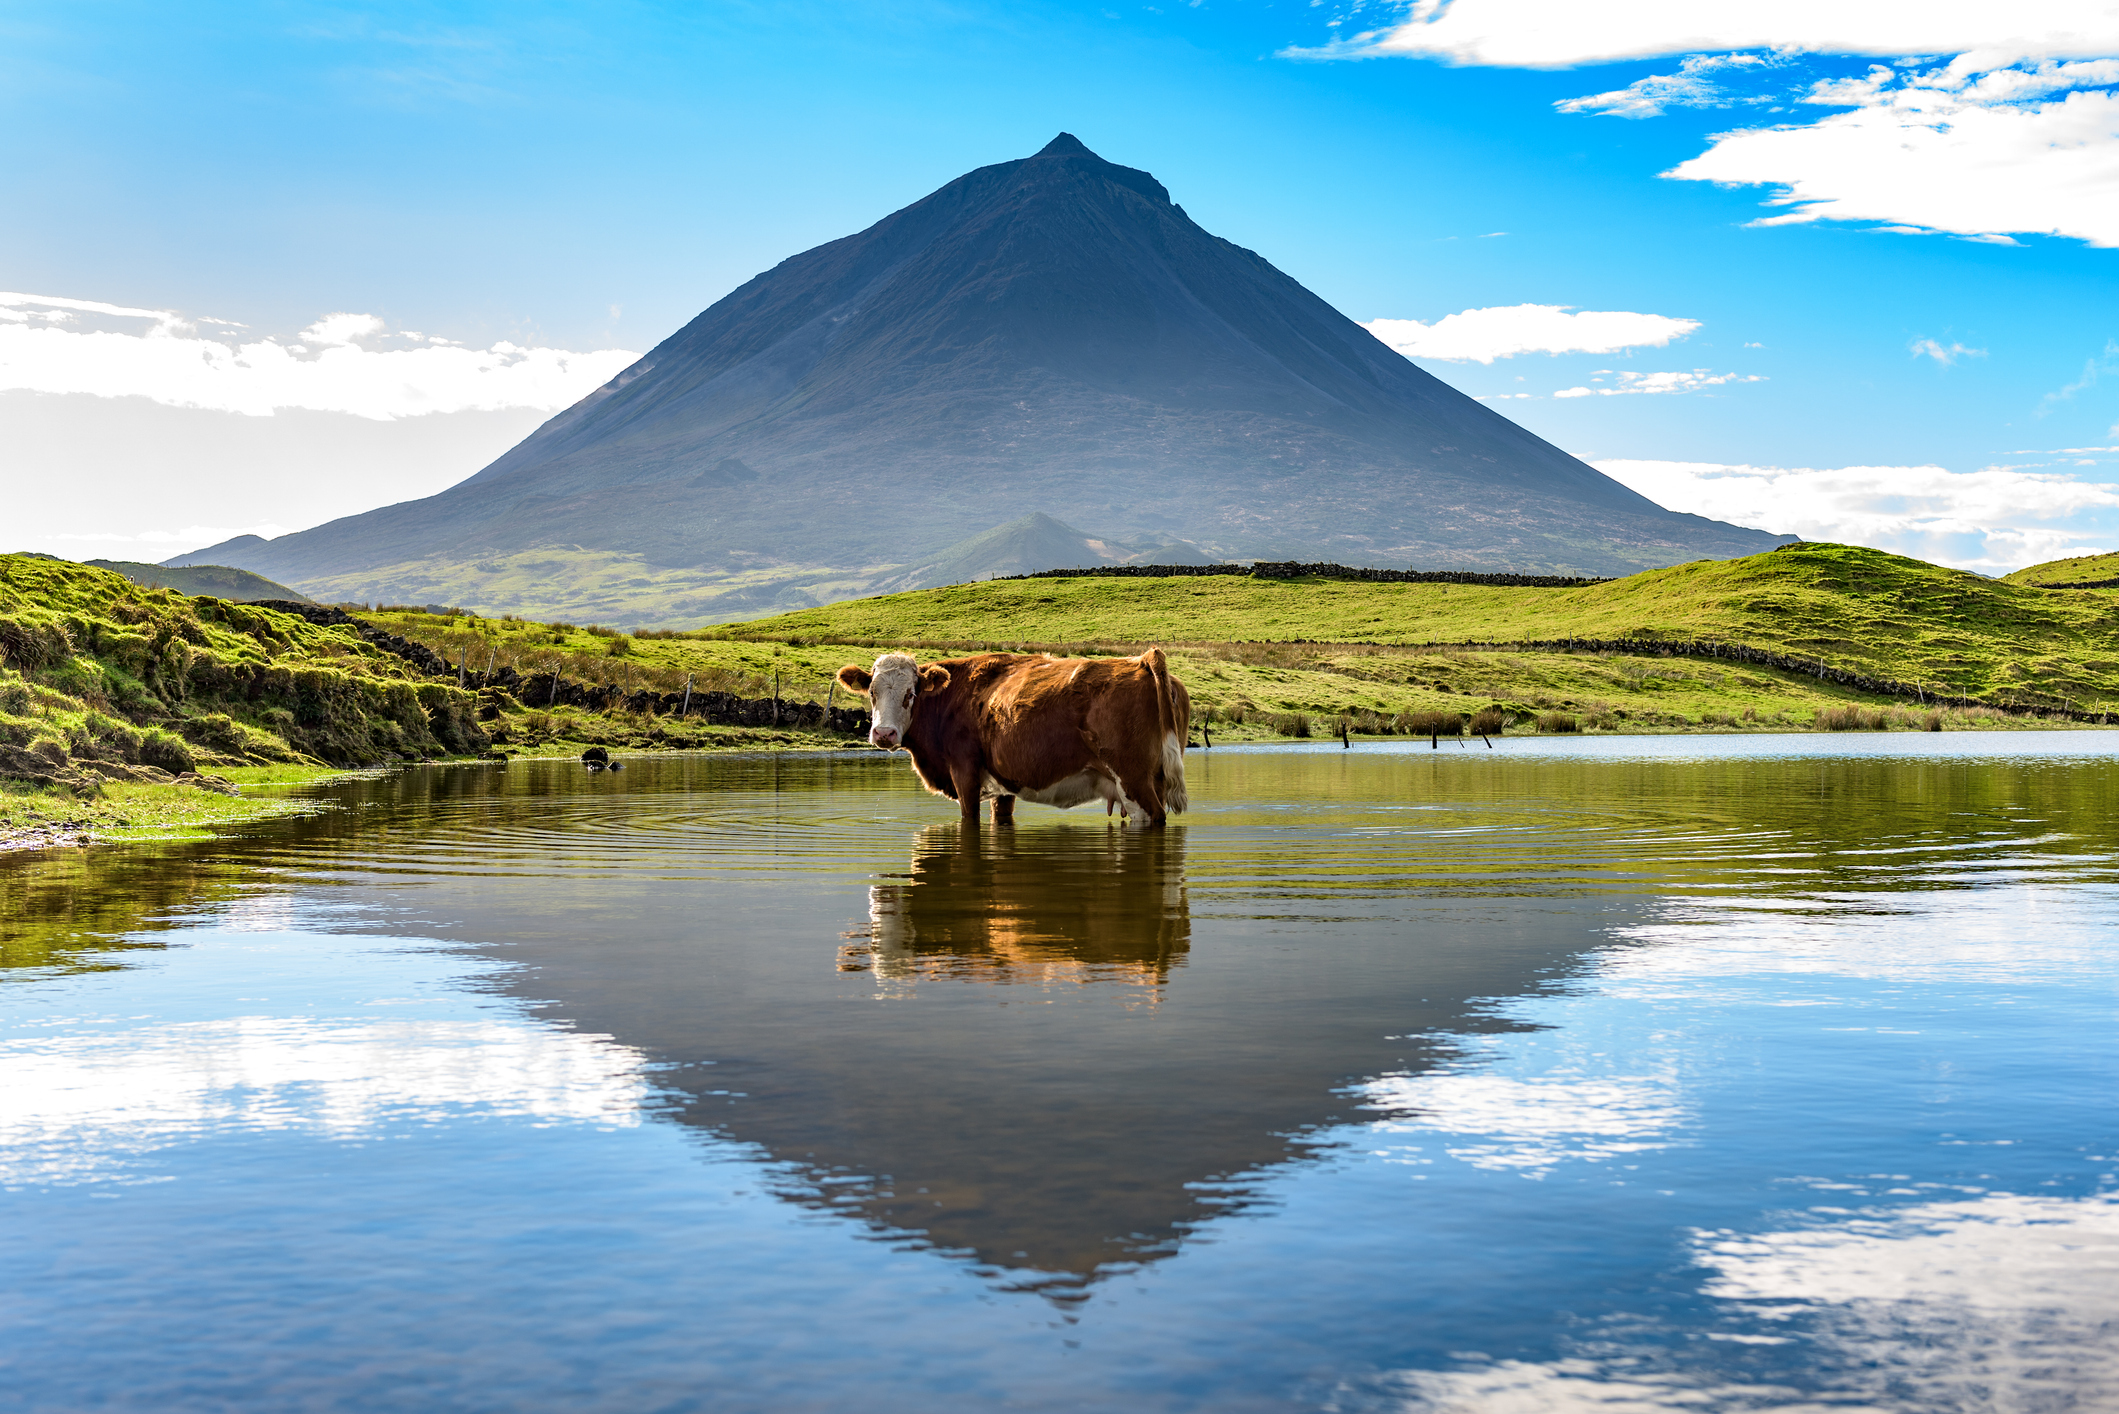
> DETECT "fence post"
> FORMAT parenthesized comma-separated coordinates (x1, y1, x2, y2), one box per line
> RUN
(681, 674, 693, 718)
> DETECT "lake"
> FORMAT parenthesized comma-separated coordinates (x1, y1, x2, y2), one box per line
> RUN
(4, 734, 2117, 1412)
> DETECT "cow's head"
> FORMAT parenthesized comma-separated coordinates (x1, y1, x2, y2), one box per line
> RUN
(837, 653, 947, 749)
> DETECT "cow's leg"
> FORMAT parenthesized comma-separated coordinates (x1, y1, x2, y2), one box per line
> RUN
(949, 756, 985, 826)
(1115, 764, 1166, 828)
(991, 794, 1016, 826)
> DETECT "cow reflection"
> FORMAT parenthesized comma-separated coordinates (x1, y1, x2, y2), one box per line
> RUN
(848, 824, 1188, 997)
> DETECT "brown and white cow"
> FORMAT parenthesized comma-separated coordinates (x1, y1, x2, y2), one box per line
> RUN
(836, 649, 1191, 827)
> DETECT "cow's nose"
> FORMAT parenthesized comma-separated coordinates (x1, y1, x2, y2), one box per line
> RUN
(871, 728, 897, 747)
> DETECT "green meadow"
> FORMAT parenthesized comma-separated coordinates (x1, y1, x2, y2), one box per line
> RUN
(11, 539, 2117, 848)
(360, 542, 2119, 743)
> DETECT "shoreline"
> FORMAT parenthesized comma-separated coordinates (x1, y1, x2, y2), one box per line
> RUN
(11, 716, 2111, 856)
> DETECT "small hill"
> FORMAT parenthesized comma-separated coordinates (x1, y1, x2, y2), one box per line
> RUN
(877, 512, 1218, 592)
(87, 559, 315, 603)
(2005, 551, 2119, 588)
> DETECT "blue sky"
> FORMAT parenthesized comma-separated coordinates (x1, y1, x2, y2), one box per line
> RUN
(5, 0, 2118, 572)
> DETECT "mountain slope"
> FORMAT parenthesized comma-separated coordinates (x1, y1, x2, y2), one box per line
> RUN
(85, 559, 314, 603)
(187, 133, 1785, 609)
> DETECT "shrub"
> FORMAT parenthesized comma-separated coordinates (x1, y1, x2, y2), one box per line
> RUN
(1536, 712, 1581, 734)
(1814, 705, 1890, 731)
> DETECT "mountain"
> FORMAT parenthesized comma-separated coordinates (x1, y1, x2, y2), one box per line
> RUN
(81, 558, 315, 603)
(183, 133, 1785, 623)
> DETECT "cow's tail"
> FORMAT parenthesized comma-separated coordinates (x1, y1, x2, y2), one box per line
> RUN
(1142, 646, 1188, 815)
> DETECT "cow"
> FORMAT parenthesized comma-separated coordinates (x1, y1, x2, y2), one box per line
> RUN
(835, 648, 1191, 827)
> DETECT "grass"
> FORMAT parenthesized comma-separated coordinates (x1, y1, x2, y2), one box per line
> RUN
(721, 542, 2119, 709)
(355, 542, 2119, 741)
(0, 553, 492, 840)
(1, 765, 354, 848)
(15, 540, 2107, 854)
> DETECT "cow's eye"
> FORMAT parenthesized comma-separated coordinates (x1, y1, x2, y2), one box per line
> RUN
(902, 690, 913, 706)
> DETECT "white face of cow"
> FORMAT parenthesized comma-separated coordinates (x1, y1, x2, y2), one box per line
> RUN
(855, 652, 920, 749)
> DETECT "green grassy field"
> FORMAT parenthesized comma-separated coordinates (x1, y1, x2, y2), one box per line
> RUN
(13, 538, 2110, 853)
(359, 542, 2119, 740)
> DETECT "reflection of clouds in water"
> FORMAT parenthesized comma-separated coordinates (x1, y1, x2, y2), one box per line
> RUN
(1606, 887, 2119, 990)
(1342, 1359, 1834, 1412)
(0, 1015, 648, 1185)
(1346, 1195, 2119, 1411)
(1358, 1064, 1686, 1176)
(1699, 1192, 2119, 1309)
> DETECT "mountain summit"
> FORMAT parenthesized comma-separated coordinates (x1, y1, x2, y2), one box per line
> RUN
(184, 135, 1783, 616)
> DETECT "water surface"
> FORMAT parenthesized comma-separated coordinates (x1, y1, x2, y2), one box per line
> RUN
(4, 734, 2117, 1411)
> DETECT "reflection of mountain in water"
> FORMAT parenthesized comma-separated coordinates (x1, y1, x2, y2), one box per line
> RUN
(851, 825, 1188, 996)
(21, 751, 2107, 1304)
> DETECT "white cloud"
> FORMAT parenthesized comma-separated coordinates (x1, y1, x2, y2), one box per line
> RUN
(1667, 67, 2119, 246)
(1364, 304, 1700, 363)
(1596, 457, 2119, 572)
(1556, 52, 1775, 118)
(1329, 2, 2119, 70)
(1910, 337, 1986, 364)
(300, 311, 387, 346)
(0, 291, 640, 420)
(1553, 369, 1763, 396)
(1304, 4, 2119, 248)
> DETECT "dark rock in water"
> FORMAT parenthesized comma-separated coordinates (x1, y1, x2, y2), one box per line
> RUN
(581, 746, 610, 764)
(608, 761, 624, 771)
(184, 136, 1787, 590)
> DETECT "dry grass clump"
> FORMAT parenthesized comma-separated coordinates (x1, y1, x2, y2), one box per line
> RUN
(1536, 711, 1582, 734)
(1395, 709, 1464, 737)
(1467, 707, 1505, 737)
(1270, 711, 1312, 738)
(1814, 705, 1882, 730)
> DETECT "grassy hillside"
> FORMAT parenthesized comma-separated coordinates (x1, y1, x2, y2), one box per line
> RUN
(0, 554, 491, 838)
(720, 543, 2119, 712)
(82, 558, 315, 603)
(2006, 550, 2119, 588)
(356, 542, 2118, 738)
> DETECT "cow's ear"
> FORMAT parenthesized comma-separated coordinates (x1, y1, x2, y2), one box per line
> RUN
(836, 665, 872, 692)
(920, 665, 951, 693)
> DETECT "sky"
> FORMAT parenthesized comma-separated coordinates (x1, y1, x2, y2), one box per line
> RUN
(4, 0, 2118, 575)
